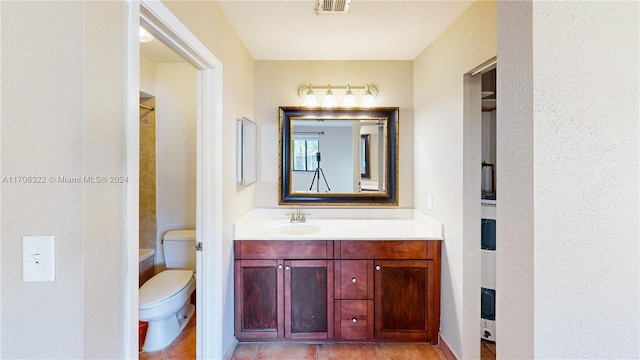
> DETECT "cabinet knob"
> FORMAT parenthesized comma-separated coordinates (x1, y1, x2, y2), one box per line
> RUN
(285, 265, 290, 271)
(352, 318, 357, 323)
(351, 277, 357, 283)
(278, 264, 283, 270)
(375, 265, 381, 271)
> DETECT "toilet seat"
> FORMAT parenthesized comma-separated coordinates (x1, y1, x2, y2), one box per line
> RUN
(140, 269, 193, 309)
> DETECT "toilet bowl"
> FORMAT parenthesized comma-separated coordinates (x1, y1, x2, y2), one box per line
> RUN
(139, 230, 196, 352)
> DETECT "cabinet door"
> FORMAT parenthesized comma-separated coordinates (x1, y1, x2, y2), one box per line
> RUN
(374, 260, 437, 342)
(235, 259, 284, 339)
(285, 260, 334, 340)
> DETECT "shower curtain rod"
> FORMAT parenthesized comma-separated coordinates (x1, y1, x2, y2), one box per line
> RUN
(140, 104, 155, 111)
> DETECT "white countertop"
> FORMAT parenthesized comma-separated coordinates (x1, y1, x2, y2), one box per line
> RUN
(233, 209, 444, 241)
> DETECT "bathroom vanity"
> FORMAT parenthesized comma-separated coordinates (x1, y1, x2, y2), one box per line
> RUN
(233, 213, 443, 344)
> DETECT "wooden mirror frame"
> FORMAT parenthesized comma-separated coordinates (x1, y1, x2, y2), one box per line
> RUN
(279, 106, 399, 205)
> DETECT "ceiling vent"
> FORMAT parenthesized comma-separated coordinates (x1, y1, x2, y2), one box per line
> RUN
(317, 0, 351, 14)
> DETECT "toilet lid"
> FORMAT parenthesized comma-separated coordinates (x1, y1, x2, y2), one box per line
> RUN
(139, 269, 193, 308)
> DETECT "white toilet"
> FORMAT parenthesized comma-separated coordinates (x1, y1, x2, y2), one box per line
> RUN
(139, 230, 196, 352)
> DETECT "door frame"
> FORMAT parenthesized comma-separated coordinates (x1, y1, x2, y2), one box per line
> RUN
(125, 1, 224, 358)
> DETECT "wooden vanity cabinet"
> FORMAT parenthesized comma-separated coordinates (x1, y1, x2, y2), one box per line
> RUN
(234, 241, 334, 341)
(235, 239, 441, 344)
(334, 260, 374, 340)
(336, 240, 441, 344)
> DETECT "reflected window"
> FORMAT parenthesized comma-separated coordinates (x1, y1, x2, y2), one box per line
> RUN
(293, 137, 319, 172)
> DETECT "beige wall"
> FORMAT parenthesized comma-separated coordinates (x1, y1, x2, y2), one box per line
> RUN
(254, 60, 414, 208)
(413, 1, 496, 358)
(155, 62, 197, 267)
(162, 1, 255, 356)
(140, 56, 199, 268)
(1, 1, 130, 358)
(1, 1, 254, 358)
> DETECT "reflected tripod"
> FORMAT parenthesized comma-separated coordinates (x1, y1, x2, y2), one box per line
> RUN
(309, 152, 331, 192)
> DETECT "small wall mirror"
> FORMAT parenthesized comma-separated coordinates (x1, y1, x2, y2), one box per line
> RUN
(237, 117, 257, 186)
(279, 107, 399, 205)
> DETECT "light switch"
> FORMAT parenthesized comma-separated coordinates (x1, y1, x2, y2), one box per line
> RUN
(427, 195, 433, 210)
(23, 236, 55, 282)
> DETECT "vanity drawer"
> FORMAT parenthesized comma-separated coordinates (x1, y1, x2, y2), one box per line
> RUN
(335, 300, 373, 340)
(335, 260, 373, 299)
(339, 240, 437, 260)
(234, 240, 332, 260)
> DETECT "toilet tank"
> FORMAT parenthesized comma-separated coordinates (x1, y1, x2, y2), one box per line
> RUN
(162, 230, 196, 270)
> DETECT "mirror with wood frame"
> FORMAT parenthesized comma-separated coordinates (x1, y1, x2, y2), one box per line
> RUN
(279, 106, 399, 205)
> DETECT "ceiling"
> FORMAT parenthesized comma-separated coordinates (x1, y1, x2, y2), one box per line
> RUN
(141, 1, 474, 62)
(217, 0, 474, 60)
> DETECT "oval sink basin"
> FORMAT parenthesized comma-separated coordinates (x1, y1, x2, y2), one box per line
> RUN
(270, 223, 322, 236)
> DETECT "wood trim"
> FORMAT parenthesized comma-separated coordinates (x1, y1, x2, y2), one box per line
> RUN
(233, 241, 241, 259)
(334, 261, 342, 299)
(439, 335, 459, 360)
(431, 242, 442, 343)
(233, 260, 241, 339)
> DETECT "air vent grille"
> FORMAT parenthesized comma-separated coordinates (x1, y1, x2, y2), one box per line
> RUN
(318, 0, 351, 14)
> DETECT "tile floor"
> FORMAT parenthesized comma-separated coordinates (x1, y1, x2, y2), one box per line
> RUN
(139, 314, 196, 360)
(480, 340, 496, 360)
(232, 342, 446, 360)
(139, 314, 446, 360)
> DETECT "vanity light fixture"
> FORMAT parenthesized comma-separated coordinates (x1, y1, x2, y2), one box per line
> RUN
(342, 84, 357, 107)
(321, 84, 337, 108)
(361, 84, 377, 108)
(139, 26, 155, 43)
(302, 84, 318, 107)
(298, 84, 378, 108)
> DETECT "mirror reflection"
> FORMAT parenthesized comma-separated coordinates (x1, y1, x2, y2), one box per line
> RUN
(290, 119, 387, 194)
(279, 107, 398, 205)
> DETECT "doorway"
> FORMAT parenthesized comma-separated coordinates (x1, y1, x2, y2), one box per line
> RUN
(465, 60, 497, 360)
(126, 1, 224, 358)
(138, 30, 198, 357)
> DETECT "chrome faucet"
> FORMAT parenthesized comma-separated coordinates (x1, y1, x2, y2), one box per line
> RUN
(286, 208, 308, 223)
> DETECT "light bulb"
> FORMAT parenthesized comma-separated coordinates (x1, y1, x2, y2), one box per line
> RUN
(139, 26, 154, 43)
(302, 85, 317, 106)
(361, 84, 376, 108)
(342, 84, 357, 107)
(322, 85, 337, 108)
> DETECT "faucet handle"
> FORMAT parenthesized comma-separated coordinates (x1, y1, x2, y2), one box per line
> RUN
(285, 211, 297, 222)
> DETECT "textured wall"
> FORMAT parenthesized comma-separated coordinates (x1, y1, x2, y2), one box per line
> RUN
(496, 1, 534, 358)
(531, 2, 639, 358)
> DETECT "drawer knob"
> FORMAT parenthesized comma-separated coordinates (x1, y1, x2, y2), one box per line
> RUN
(352, 318, 357, 323)
(375, 265, 381, 271)
(278, 264, 283, 270)
(351, 277, 357, 283)
(285, 265, 290, 271)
